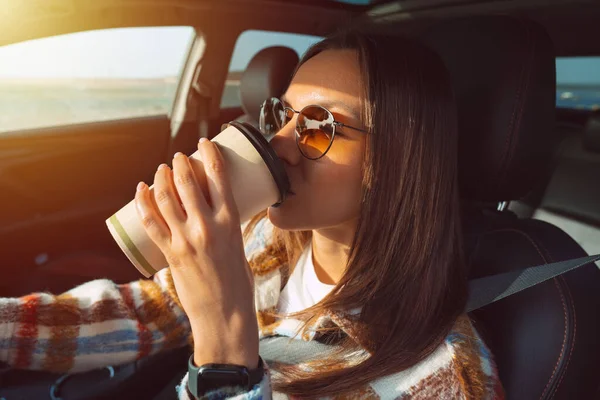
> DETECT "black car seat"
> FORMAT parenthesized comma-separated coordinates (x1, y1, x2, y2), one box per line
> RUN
(236, 46, 299, 129)
(424, 17, 600, 399)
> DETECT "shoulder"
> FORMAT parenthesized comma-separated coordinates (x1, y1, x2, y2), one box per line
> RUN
(368, 315, 504, 399)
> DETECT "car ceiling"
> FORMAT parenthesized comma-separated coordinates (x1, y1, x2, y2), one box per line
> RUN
(0, 0, 599, 56)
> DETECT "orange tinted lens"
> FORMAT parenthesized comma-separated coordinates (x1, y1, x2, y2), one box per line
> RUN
(296, 106, 334, 159)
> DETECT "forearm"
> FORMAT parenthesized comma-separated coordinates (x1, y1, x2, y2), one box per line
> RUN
(0, 269, 191, 373)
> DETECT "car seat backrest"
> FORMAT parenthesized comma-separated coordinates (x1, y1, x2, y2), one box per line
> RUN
(423, 16, 600, 400)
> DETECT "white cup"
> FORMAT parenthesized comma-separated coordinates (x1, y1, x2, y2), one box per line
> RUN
(106, 121, 289, 277)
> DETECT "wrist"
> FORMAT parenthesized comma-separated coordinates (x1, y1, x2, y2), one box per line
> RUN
(193, 343, 259, 370)
(189, 305, 259, 368)
(191, 322, 259, 370)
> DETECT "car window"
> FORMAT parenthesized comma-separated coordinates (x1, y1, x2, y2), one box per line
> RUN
(0, 26, 195, 133)
(221, 30, 322, 109)
(556, 56, 600, 111)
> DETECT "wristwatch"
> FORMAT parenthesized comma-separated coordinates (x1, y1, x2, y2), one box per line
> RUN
(187, 354, 264, 398)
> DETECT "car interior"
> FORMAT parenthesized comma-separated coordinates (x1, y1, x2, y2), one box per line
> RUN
(1, 0, 599, 399)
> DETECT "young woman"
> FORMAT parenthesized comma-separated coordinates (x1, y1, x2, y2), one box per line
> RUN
(0, 32, 504, 399)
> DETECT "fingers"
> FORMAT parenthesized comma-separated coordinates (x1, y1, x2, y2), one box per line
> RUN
(134, 182, 172, 248)
(172, 152, 211, 220)
(154, 163, 187, 225)
(198, 138, 237, 217)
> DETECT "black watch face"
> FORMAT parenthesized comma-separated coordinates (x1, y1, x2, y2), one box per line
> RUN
(198, 368, 249, 393)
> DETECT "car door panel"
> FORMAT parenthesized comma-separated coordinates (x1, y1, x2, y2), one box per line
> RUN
(0, 116, 169, 296)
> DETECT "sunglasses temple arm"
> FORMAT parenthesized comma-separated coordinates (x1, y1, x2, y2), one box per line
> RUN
(335, 122, 368, 133)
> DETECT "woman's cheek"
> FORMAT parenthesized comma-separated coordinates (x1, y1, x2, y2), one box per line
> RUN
(320, 166, 363, 216)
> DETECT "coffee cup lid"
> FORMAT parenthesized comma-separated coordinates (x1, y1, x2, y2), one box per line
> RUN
(227, 121, 290, 206)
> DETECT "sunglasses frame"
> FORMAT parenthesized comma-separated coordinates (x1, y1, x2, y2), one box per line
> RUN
(260, 97, 367, 160)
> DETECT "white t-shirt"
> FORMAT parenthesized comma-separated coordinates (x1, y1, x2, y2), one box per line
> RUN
(277, 245, 335, 314)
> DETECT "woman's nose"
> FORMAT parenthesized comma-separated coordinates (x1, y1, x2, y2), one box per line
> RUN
(269, 122, 302, 166)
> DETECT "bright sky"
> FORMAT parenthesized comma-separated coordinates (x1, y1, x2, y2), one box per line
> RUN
(0, 25, 597, 85)
(556, 57, 600, 85)
(0, 27, 195, 79)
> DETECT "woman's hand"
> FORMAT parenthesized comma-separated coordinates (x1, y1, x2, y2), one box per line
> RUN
(134, 138, 259, 369)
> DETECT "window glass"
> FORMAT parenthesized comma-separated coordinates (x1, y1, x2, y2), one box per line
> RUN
(0, 26, 195, 133)
(221, 30, 322, 108)
(556, 57, 600, 110)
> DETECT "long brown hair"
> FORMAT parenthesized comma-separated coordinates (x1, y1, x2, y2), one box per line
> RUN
(245, 31, 467, 397)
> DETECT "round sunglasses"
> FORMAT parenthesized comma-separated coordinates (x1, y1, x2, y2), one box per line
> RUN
(259, 97, 367, 160)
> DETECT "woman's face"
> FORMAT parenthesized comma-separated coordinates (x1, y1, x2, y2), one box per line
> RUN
(268, 49, 367, 232)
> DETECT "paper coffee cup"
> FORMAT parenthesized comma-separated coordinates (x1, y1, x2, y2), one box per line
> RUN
(106, 121, 289, 277)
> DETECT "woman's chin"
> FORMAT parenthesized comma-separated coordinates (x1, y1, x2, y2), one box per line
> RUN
(266, 205, 287, 229)
(267, 204, 304, 231)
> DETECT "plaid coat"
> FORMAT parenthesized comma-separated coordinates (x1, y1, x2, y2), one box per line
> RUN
(0, 218, 504, 399)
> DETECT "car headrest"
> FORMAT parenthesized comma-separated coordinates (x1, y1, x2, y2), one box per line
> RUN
(583, 110, 600, 153)
(422, 17, 557, 202)
(240, 46, 299, 122)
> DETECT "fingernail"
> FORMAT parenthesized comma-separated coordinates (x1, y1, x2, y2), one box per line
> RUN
(174, 152, 184, 158)
(137, 182, 146, 191)
(199, 137, 208, 144)
(158, 163, 168, 171)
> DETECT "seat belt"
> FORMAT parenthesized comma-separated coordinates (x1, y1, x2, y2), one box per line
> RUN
(259, 253, 600, 363)
(466, 253, 600, 312)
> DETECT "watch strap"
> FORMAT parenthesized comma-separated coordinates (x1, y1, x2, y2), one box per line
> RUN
(246, 357, 264, 387)
(187, 355, 264, 398)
